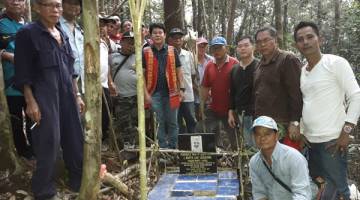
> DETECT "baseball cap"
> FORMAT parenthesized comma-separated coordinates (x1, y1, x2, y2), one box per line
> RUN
(251, 116, 278, 132)
(122, 31, 134, 39)
(99, 14, 116, 23)
(108, 15, 120, 22)
(210, 36, 227, 46)
(196, 37, 208, 45)
(169, 28, 185, 36)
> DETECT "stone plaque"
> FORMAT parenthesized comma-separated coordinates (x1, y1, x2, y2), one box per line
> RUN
(178, 133, 217, 174)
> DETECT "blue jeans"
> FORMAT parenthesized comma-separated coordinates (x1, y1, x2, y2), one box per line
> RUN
(151, 92, 179, 149)
(238, 115, 255, 148)
(308, 139, 349, 200)
(178, 102, 197, 133)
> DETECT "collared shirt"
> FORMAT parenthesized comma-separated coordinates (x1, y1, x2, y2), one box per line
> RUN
(202, 55, 239, 117)
(0, 14, 24, 96)
(301, 54, 360, 143)
(14, 21, 75, 91)
(194, 54, 213, 104)
(179, 48, 195, 102)
(249, 142, 311, 200)
(142, 44, 181, 96)
(59, 17, 84, 81)
(253, 49, 302, 123)
(229, 58, 259, 115)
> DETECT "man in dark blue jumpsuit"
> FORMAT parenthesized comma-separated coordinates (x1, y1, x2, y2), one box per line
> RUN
(14, 1, 84, 198)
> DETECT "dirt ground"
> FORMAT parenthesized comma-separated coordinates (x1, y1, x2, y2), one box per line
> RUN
(0, 134, 359, 200)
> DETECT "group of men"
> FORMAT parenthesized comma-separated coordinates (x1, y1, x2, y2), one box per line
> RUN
(1, 0, 359, 199)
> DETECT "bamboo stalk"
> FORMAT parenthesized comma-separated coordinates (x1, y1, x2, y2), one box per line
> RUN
(128, 1, 148, 199)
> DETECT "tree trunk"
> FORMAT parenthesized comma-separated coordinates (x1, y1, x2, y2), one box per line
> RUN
(129, 0, 148, 199)
(332, 0, 341, 54)
(235, 1, 250, 44)
(317, 0, 322, 31)
(208, 0, 215, 39)
(226, 0, 238, 44)
(191, 0, 197, 31)
(274, 0, 284, 49)
(78, 0, 102, 199)
(163, 0, 184, 33)
(198, 0, 208, 37)
(283, 0, 288, 49)
(220, 0, 228, 37)
(0, 62, 24, 175)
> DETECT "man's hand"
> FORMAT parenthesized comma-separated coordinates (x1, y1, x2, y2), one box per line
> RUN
(76, 96, 85, 114)
(144, 92, 152, 105)
(288, 123, 301, 141)
(108, 81, 118, 97)
(26, 99, 41, 124)
(326, 123, 353, 156)
(179, 90, 184, 102)
(228, 110, 236, 128)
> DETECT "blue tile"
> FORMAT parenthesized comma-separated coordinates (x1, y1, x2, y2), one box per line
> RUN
(197, 174, 218, 182)
(218, 179, 239, 187)
(218, 171, 238, 179)
(177, 175, 198, 181)
(217, 187, 239, 196)
(173, 182, 217, 191)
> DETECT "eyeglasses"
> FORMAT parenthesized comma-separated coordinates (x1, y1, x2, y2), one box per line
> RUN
(255, 38, 274, 46)
(38, 2, 63, 10)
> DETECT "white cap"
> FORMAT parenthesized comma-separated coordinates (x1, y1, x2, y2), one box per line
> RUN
(252, 116, 278, 132)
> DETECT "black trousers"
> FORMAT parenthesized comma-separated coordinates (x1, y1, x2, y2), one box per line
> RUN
(102, 87, 111, 140)
(6, 96, 33, 158)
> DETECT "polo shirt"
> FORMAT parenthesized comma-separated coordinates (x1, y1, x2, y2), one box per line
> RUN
(0, 14, 24, 96)
(202, 55, 239, 117)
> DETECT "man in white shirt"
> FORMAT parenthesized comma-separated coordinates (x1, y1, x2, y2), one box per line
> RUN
(294, 21, 360, 200)
(168, 28, 197, 133)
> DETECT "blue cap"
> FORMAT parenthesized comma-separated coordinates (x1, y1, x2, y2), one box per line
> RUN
(210, 36, 227, 46)
(252, 116, 278, 132)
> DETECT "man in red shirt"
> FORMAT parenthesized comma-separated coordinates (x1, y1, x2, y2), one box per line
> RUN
(201, 36, 239, 151)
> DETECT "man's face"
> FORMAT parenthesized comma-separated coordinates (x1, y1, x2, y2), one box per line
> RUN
(36, 0, 63, 25)
(120, 38, 135, 55)
(197, 43, 208, 56)
(253, 126, 278, 151)
(107, 21, 117, 36)
(5, 0, 26, 16)
(210, 45, 227, 60)
(122, 21, 132, 33)
(99, 20, 108, 38)
(151, 27, 166, 46)
(237, 38, 254, 59)
(62, 0, 81, 20)
(168, 34, 183, 49)
(295, 26, 321, 57)
(255, 31, 276, 58)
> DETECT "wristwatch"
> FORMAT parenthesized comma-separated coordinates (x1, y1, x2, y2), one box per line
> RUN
(290, 121, 300, 127)
(343, 124, 353, 134)
(180, 88, 186, 92)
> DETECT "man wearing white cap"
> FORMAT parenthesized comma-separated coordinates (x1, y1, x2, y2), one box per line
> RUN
(249, 116, 311, 200)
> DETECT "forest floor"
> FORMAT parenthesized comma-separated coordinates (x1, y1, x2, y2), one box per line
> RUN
(0, 135, 359, 200)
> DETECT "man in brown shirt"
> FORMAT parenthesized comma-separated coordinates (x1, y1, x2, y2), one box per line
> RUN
(253, 26, 302, 149)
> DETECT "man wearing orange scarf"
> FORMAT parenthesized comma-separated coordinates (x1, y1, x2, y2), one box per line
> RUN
(143, 23, 184, 149)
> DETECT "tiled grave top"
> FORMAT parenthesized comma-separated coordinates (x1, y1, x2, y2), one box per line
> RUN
(148, 171, 239, 200)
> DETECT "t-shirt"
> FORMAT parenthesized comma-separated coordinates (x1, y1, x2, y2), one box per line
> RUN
(100, 40, 109, 88)
(179, 48, 195, 102)
(0, 14, 24, 96)
(301, 54, 360, 143)
(110, 52, 136, 97)
(202, 55, 239, 117)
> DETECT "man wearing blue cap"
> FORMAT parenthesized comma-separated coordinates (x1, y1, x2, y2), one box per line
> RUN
(249, 116, 311, 200)
(201, 36, 239, 150)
